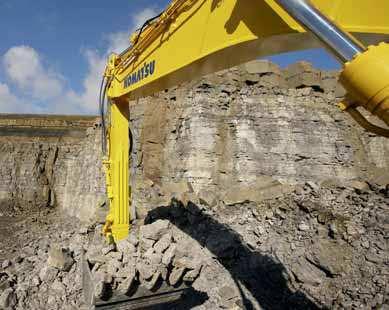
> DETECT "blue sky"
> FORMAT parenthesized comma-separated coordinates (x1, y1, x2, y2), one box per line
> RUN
(0, 0, 339, 115)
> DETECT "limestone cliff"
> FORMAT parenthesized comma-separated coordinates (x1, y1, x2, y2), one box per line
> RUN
(129, 60, 389, 212)
(0, 115, 105, 221)
(0, 61, 388, 221)
(0, 62, 388, 310)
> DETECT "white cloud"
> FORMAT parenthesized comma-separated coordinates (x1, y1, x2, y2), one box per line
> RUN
(0, 83, 23, 112)
(3, 46, 64, 100)
(106, 32, 130, 55)
(132, 7, 159, 30)
(0, 82, 42, 113)
(75, 6, 160, 114)
(0, 6, 160, 115)
(76, 49, 107, 113)
(1, 46, 84, 114)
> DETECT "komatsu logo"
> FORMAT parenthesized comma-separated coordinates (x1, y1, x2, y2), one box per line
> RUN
(124, 60, 156, 88)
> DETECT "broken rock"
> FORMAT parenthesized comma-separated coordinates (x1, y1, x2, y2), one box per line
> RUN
(153, 233, 172, 254)
(117, 266, 137, 294)
(47, 245, 74, 271)
(291, 258, 325, 286)
(139, 220, 170, 241)
(143, 271, 161, 290)
(162, 244, 177, 266)
(39, 266, 59, 283)
(169, 267, 186, 286)
(93, 271, 112, 300)
(137, 261, 156, 281)
(183, 266, 202, 282)
(116, 239, 136, 254)
(0, 288, 16, 309)
(307, 239, 352, 276)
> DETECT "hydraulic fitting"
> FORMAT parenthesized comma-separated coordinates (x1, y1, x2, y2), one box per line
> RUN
(339, 43, 389, 129)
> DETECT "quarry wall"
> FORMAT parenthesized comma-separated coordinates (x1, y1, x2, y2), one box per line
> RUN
(0, 115, 105, 221)
(0, 60, 388, 221)
(0, 61, 388, 309)
(129, 60, 389, 213)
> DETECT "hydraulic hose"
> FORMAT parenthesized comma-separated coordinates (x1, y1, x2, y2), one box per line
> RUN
(99, 76, 111, 156)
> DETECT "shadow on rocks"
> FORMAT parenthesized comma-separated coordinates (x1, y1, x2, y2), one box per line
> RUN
(143, 287, 209, 310)
(145, 199, 321, 310)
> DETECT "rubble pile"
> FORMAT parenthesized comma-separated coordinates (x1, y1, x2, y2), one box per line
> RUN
(1, 181, 388, 309)
(0, 60, 388, 309)
(0, 210, 86, 309)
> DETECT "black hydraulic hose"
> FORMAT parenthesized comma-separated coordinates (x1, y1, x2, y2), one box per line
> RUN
(133, 11, 163, 46)
(99, 76, 134, 157)
(100, 12, 163, 156)
(129, 126, 133, 154)
(99, 76, 107, 155)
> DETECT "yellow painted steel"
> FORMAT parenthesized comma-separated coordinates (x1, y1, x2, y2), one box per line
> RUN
(103, 0, 389, 242)
(106, 0, 389, 101)
(339, 43, 389, 128)
(102, 100, 130, 242)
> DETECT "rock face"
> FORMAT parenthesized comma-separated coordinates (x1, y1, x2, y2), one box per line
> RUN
(129, 60, 389, 214)
(0, 115, 105, 222)
(0, 60, 388, 309)
(0, 60, 388, 221)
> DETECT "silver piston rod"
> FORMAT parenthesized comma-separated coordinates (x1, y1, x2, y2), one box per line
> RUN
(275, 0, 366, 63)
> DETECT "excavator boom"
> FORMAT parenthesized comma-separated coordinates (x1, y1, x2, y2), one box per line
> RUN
(87, 1, 389, 307)
(101, 0, 389, 243)
(105, 0, 389, 100)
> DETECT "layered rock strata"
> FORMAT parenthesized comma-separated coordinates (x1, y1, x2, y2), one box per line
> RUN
(129, 60, 389, 217)
(0, 115, 105, 222)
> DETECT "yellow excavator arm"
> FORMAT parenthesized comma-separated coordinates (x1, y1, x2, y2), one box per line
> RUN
(101, 0, 389, 242)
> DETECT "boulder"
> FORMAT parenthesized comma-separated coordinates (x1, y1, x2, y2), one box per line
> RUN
(139, 220, 170, 241)
(298, 222, 310, 232)
(143, 271, 161, 290)
(117, 265, 137, 294)
(39, 266, 59, 283)
(47, 246, 74, 271)
(51, 280, 66, 296)
(222, 177, 294, 205)
(284, 61, 322, 89)
(241, 60, 281, 75)
(349, 180, 370, 192)
(307, 239, 352, 276)
(1, 260, 11, 269)
(136, 261, 156, 281)
(291, 258, 325, 286)
(116, 239, 136, 254)
(321, 71, 339, 93)
(153, 233, 172, 254)
(86, 245, 106, 265)
(169, 267, 186, 286)
(162, 244, 177, 266)
(198, 190, 218, 207)
(0, 288, 16, 309)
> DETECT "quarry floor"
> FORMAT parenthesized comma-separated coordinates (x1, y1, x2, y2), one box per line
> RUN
(0, 182, 388, 310)
(0, 210, 56, 261)
(1, 61, 389, 309)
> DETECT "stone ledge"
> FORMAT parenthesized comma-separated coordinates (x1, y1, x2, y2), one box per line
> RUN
(0, 114, 100, 137)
